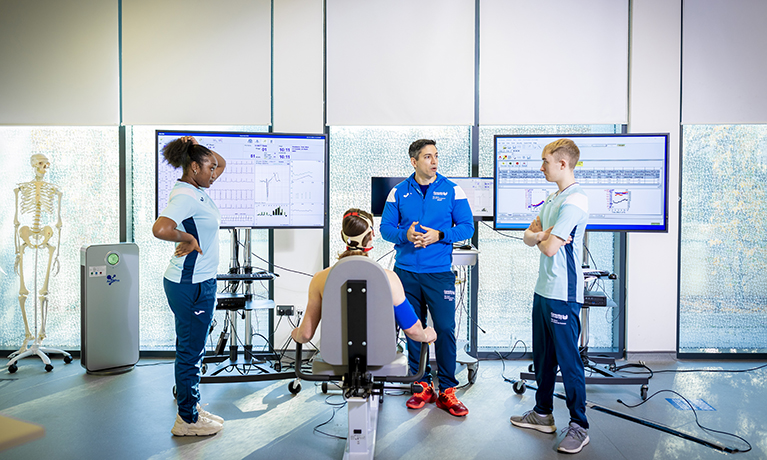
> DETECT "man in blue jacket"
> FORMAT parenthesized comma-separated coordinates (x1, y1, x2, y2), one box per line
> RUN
(380, 139, 475, 417)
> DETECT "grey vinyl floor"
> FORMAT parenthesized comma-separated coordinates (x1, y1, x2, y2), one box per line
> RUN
(1, 354, 765, 460)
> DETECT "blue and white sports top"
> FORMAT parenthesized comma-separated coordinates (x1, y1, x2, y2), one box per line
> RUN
(160, 181, 221, 284)
(534, 183, 589, 303)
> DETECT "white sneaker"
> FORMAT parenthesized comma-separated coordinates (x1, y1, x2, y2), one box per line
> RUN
(197, 403, 224, 424)
(171, 414, 223, 436)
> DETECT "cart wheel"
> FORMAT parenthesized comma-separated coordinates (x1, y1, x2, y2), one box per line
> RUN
(63, 355, 73, 364)
(201, 363, 208, 375)
(8, 363, 18, 374)
(274, 361, 282, 372)
(640, 384, 648, 400)
(528, 363, 534, 372)
(513, 380, 526, 394)
(321, 382, 329, 394)
(288, 379, 301, 395)
(172, 385, 177, 398)
(45, 364, 54, 372)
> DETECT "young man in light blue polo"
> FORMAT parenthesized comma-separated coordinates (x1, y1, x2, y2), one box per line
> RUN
(510, 138, 590, 454)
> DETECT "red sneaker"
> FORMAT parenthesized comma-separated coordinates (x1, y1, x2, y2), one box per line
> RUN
(436, 387, 468, 417)
(406, 381, 437, 409)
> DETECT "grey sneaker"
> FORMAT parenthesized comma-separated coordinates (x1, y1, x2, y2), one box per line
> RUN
(197, 403, 224, 424)
(510, 410, 556, 433)
(558, 422, 590, 454)
(171, 414, 223, 436)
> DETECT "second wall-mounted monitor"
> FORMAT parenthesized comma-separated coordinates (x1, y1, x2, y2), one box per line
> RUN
(156, 131, 327, 229)
(371, 176, 494, 219)
(493, 133, 669, 232)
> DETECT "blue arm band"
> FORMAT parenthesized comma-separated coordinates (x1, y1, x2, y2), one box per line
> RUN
(394, 298, 419, 330)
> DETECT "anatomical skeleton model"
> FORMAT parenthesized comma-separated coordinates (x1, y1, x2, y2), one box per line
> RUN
(9, 154, 72, 372)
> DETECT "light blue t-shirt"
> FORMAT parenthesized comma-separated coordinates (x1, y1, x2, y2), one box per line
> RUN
(534, 183, 589, 303)
(160, 181, 221, 284)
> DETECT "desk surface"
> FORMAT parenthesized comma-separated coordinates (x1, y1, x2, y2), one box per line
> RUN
(0, 415, 45, 452)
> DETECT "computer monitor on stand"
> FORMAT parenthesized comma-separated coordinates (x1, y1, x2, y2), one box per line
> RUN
(496, 133, 669, 400)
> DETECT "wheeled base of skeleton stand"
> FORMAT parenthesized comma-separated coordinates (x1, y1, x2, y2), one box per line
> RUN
(514, 356, 650, 401)
(7, 344, 73, 373)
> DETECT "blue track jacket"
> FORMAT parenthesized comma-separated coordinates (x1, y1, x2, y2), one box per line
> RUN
(380, 173, 475, 273)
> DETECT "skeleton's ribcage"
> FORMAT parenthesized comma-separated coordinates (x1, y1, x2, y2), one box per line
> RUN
(18, 182, 58, 230)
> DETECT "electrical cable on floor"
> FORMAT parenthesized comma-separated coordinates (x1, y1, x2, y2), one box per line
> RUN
(487, 341, 528, 384)
(511, 380, 753, 454)
(0, 377, 18, 390)
(615, 389, 752, 453)
(135, 361, 174, 367)
(621, 363, 767, 376)
(313, 394, 348, 440)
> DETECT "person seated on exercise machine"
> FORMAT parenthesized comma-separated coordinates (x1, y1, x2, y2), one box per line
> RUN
(291, 208, 437, 346)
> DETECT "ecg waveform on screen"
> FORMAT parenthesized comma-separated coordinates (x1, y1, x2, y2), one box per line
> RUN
(259, 172, 281, 200)
(255, 165, 290, 203)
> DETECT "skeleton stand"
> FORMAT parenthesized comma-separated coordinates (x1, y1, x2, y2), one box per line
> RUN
(8, 154, 72, 373)
(8, 245, 72, 372)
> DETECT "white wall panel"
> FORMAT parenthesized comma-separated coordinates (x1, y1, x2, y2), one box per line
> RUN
(122, 0, 271, 125)
(682, 0, 767, 124)
(327, 0, 475, 126)
(627, 0, 682, 354)
(272, 0, 325, 350)
(0, 0, 119, 125)
(480, 0, 629, 125)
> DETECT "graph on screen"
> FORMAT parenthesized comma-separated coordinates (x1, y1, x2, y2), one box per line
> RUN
(493, 133, 669, 232)
(156, 131, 327, 228)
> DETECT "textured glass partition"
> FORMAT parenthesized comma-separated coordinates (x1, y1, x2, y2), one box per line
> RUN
(477, 125, 621, 353)
(328, 126, 472, 342)
(0, 127, 119, 349)
(679, 125, 767, 354)
(130, 125, 270, 350)
(328, 126, 472, 262)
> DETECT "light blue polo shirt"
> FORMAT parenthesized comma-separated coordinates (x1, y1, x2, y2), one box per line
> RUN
(534, 183, 589, 303)
(160, 181, 221, 284)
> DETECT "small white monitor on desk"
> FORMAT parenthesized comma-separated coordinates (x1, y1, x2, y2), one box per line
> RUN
(448, 177, 494, 219)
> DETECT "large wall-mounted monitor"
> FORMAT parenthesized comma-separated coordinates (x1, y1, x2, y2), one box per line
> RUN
(156, 130, 327, 229)
(493, 133, 669, 232)
(371, 176, 494, 219)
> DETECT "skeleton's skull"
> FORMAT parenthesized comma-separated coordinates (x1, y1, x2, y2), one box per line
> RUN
(30, 154, 50, 177)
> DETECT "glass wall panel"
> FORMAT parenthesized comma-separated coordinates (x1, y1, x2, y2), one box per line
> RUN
(130, 125, 270, 350)
(328, 126, 472, 345)
(0, 127, 119, 349)
(679, 125, 767, 354)
(477, 125, 621, 353)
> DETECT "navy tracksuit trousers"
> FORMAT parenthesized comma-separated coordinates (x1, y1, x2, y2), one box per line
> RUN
(395, 267, 458, 391)
(532, 293, 589, 429)
(164, 278, 217, 424)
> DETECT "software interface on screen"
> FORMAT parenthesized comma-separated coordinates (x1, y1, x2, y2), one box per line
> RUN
(157, 131, 326, 228)
(494, 134, 668, 231)
(449, 177, 494, 218)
